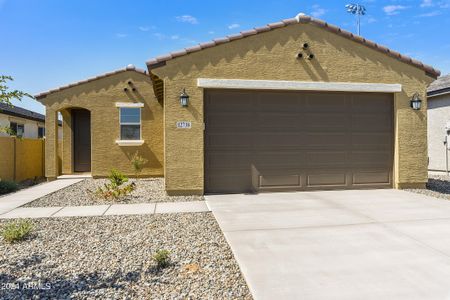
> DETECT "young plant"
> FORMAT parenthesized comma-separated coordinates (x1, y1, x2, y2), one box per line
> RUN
(130, 151, 148, 180)
(108, 169, 128, 187)
(1, 220, 33, 243)
(95, 169, 136, 200)
(153, 249, 171, 269)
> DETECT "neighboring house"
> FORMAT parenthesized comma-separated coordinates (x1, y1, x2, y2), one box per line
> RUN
(0, 102, 62, 139)
(0, 102, 47, 138)
(427, 74, 450, 172)
(36, 14, 439, 195)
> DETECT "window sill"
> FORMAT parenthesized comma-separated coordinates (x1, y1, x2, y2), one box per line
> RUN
(115, 140, 144, 146)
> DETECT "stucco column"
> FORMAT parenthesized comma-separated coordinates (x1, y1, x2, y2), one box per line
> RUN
(45, 108, 59, 180)
(60, 109, 73, 174)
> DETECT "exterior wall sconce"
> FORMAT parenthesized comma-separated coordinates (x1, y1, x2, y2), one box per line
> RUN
(410, 92, 422, 110)
(180, 88, 189, 107)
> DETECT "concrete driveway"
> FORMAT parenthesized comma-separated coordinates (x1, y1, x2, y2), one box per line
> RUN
(206, 189, 450, 300)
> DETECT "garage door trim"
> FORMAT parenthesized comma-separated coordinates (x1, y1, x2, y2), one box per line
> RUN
(198, 78, 402, 93)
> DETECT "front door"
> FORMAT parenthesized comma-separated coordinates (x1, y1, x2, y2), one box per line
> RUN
(73, 109, 91, 172)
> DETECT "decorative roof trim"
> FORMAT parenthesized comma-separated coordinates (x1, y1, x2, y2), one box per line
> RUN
(197, 78, 402, 93)
(146, 14, 440, 79)
(35, 65, 148, 100)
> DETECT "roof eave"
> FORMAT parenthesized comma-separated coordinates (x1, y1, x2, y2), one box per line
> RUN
(145, 15, 440, 79)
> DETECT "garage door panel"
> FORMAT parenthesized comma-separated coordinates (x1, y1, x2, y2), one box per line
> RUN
(207, 134, 253, 148)
(207, 152, 253, 169)
(306, 151, 347, 167)
(304, 114, 349, 130)
(352, 170, 391, 185)
(352, 115, 392, 132)
(255, 134, 305, 147)
(205, 90, 393, 193)
(306, 172, 347, 187)
(305, 133, 349, 147)
(254, 152, 306, 167)
(258, 93, 303, 111)
(259, 174, 301, 187)
(306, 95, 347, 112)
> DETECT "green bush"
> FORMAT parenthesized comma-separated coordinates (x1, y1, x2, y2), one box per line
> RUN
(95, 169, 135, 200)
(108, 169, 128, 187)
(153, 249, 171, 268)
(1, 220, 33, 243)
(0, 180, 18, 195)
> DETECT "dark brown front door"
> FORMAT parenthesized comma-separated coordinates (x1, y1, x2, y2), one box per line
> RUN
(204, 90, 394, 194)
(73, 109, 91, 172)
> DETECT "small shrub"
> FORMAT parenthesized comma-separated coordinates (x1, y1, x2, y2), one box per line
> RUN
(153, 250, 171, 268)
(131, 151, 148, 180)
(108, 169, 128, 187)
(95, 169, 135, 200)
(0, 180, 19, 195)
(1, 220, 33, 243)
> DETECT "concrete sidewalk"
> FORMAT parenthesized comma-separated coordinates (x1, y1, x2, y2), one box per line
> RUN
(0, 201, 209, 219)
(0, 179, 83, 215)
(207, 189, 450, 300)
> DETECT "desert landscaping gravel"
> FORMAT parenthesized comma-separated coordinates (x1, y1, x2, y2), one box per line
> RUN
(24, 178, 203, 207)
(406, 174, 450, 200)
(0, 213, 251, 299)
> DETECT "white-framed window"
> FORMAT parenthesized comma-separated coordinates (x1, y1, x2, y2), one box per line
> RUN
(10, 122, 24, 137)
(119, 107, 141, 140)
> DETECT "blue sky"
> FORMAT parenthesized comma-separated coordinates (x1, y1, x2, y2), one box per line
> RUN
(1, 0, 449, 114)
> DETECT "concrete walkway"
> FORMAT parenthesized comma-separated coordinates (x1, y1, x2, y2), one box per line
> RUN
(0, 179, 83, 215)
(0, 178, 209, 218)
(207, 189, 450, 300)
(0, 201, 209, 219)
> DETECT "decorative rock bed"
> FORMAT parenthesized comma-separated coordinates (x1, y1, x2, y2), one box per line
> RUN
(406, 175, 450, 200)
(23, 178, 203, 207)
(0, 213, 251, 299)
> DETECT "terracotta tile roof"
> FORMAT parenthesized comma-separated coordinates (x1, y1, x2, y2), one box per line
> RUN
(35, 65, 148, 100)
(428, 74, 450, 97)
(146, 14, 440, 79)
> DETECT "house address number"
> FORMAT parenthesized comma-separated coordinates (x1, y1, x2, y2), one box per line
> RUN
(176, 121, 192, 129)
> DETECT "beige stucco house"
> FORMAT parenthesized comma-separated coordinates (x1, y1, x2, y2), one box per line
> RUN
(427, 74, 450, 172)
(36, 14, 440, 195)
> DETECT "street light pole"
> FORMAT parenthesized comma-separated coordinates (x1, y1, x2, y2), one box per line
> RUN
(346, 3, 366, 36)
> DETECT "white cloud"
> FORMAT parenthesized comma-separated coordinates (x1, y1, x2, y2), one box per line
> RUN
(116, 33, 127, 38)
(153, 33, 165, 39)
(139, 26, 150, 32)
(208, 30, 215, 34)
(176, 15, 198, 24)
(170, 35, 180, 40)
(421, 0, 433, 7)
(367, 17, 377, 23)
(228, 23, 240, 29)
(419, 10, 442, 16)
(383, 5, 407, 15)
(311, 5, 326, 18)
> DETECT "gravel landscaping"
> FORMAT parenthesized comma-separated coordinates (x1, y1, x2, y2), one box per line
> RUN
(0, 213, 251, 299)
(406, 174, 450, 200)
(24, 178, 203, 207)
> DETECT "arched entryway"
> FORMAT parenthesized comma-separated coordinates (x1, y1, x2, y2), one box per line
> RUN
(72, 108, 91, 172)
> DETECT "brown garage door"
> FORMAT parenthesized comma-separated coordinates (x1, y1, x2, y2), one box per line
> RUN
(204, 89, 394, 194)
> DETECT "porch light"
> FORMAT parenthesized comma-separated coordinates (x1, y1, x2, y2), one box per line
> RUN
(180, 88, 189, 107)
(410, 93, 422, 110)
